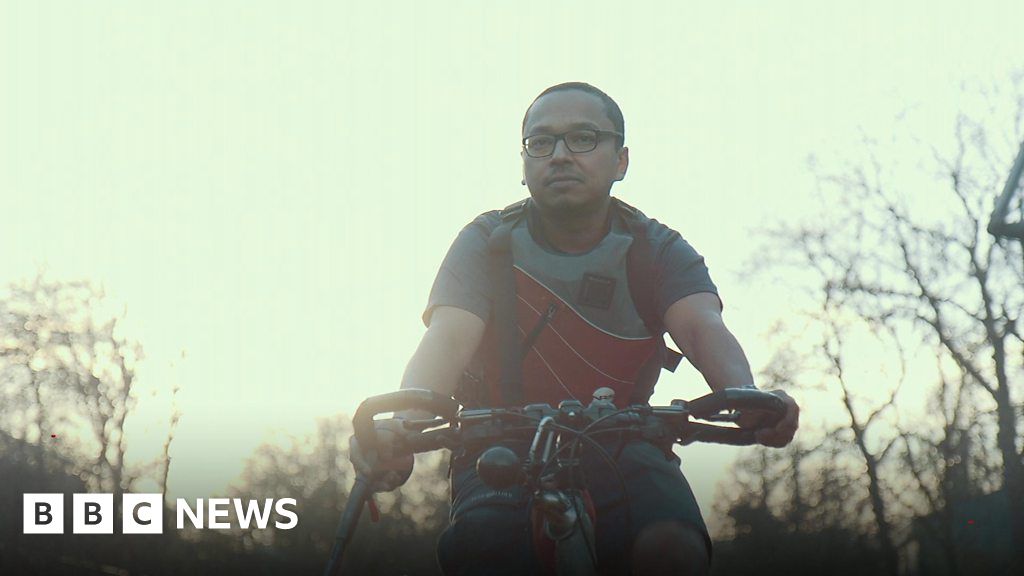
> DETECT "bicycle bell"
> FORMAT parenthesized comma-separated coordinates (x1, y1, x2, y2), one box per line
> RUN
(477, 446, 522, 489)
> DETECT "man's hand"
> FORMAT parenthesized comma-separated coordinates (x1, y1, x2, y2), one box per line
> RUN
(737, 389, 800, 448)
(348, 420, 415, 492)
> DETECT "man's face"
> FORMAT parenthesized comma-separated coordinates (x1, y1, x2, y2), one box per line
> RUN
(522, 90, 628, 217)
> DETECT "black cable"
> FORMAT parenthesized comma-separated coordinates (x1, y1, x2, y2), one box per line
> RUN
(533, 422, 634, 564)
(533, 425, 611, 569)
(453, 409, 639, 571)
(570, 484, 600, 569)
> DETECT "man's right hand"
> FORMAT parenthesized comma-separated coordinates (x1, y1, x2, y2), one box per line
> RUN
(348, 420, 415, 492)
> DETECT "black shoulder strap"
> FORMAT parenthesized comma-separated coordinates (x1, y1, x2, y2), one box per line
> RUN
(487, 198, 529, 405)
(614, 198, 684, 373)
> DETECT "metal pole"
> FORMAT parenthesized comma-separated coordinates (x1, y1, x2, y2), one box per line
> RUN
(988, 139, 1024, 241)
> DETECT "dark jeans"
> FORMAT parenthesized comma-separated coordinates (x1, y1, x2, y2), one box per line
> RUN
(436, 439, 711, 576)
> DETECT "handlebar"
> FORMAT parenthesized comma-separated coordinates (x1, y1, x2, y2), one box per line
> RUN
(351, 389, 460, 451)
(328, 390, 460, 576)
(352, 387, 788, 454)
(332, 388, 787, 576)
(686, 387, 786, 418)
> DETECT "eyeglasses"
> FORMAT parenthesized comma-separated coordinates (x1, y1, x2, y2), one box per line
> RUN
(521, 129, 623, 158)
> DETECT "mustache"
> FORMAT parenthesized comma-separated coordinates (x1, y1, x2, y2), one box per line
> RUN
(545, 171, 583, 184)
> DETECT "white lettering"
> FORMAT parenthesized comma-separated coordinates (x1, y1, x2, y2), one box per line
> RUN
(208, 498, 230, 529)
(233, 498, 273, 530)
(176, 498, 203, 529)
(25, 494, 297, 532)
(274, 498, 298, 530)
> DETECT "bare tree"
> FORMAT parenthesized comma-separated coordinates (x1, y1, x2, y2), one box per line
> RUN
(894, 365, 987, 576)
(821, 315, 903, 575)
(712, 432, 890, 576)
(0, 275, 175, 496)
(0, 275, 185, 573)
(229, 415, 450, 575)
(755, 93, 1024, 571)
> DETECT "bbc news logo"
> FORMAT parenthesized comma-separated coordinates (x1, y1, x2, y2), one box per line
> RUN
(23, 494, 298, 534)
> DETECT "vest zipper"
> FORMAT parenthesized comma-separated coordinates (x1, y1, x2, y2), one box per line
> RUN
(519, 302, 559, 362)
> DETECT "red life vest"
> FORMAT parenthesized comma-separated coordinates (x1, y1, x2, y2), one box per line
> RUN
(459, 199, 681, 409)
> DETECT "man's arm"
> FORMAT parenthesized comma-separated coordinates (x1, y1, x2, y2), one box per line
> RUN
(397, 305, 485, 418)
(663, 292, 753, 392)
(663, 292, 799, 447)
(349, 305, 484, 490)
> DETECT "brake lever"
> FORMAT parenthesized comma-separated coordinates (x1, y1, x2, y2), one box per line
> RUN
(702, 411, 741, 423)
(400, 417, 450, 432)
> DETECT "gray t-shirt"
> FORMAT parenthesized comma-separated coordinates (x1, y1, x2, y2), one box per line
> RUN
(424, 200, 720, 332)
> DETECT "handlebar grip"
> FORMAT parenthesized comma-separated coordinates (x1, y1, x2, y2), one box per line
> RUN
(687, 388, 787, 426)
(402, 428, 457, 454)
(352, 389, 460, 451)
(684, 422, 759, 446)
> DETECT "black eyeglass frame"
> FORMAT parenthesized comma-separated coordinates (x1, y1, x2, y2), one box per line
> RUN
(521, 129, 624, 158)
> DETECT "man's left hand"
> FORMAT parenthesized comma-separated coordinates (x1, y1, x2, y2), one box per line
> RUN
(737, 389, 800, 448)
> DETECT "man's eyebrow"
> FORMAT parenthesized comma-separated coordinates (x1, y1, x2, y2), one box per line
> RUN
(525, 121, 602, 135)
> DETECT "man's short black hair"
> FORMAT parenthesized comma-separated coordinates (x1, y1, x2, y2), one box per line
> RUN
(523, 82, 625, 147)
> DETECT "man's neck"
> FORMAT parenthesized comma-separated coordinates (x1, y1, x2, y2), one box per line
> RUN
(534, 197, 613, 254)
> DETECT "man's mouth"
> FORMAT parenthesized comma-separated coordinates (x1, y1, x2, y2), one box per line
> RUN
(547, 175, 582, 185)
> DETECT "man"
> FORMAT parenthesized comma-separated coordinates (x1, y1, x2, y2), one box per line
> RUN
(354, 82, 800, 575)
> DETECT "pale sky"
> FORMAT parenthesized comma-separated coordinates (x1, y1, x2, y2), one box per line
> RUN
(2, 0, 1022, 537)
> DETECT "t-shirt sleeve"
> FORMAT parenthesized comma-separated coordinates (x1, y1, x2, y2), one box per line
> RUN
(422, 213, 498, 327)
(651, 226, 721, 320)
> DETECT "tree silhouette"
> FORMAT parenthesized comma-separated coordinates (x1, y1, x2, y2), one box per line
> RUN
(0, 275, 180, 574)
(717, 87, 1023, 575)
(226, 415, 451, 575)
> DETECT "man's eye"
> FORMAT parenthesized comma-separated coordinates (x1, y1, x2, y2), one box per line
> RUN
(567, 131, 597, 148)
(529, 136, 554, 149)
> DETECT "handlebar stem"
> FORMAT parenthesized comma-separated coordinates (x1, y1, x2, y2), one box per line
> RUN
(527, 416, 558, 476)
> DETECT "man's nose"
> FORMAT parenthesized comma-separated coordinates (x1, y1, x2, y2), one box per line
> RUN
(550, 138, 572, 161)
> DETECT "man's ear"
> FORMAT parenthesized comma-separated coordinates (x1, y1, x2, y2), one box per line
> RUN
(521, 150, 527, 185)
(615, 146, 629, 181)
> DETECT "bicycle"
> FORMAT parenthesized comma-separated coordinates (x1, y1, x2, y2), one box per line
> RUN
(324, 386, 787, 576)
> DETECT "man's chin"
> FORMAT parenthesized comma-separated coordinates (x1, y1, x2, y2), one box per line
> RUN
(530, 189, 602, 217)
(530, 189, 574, 211)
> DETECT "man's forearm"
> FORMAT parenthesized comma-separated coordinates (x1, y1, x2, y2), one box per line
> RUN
(400, 329, 463, 393)
(686, 318, 756, 392)
(395, 319, 477, 419)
